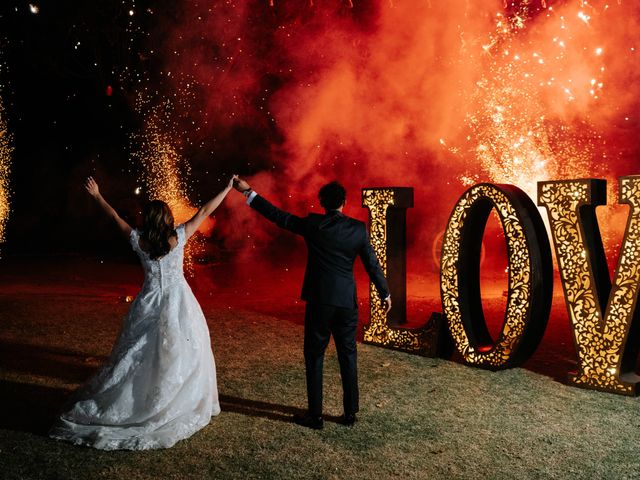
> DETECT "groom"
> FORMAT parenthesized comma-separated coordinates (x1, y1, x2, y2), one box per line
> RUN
(233, 177, 391, 429)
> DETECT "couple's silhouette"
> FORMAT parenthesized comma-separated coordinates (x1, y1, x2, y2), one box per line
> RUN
(49, 176, 390, 449)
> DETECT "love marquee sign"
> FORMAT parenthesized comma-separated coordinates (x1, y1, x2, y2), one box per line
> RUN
(361, 176, 640, 396)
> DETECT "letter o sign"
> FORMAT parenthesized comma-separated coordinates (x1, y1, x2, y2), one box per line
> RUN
(440, 183, 553, 368)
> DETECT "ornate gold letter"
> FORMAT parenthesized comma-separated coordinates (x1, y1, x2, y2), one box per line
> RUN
(440, 184, 553, 368)
(538, 177, 640, 395)
(362, 188, 450, 356)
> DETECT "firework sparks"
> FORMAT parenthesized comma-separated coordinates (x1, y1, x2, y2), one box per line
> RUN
(0, 91, 13, 247)
(121, 6, 213, 274)
(130, 96, 209, 274)
(454, 2, 611, 202)
(443, 0, 635, 260)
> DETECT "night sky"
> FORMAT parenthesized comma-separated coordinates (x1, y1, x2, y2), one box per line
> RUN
(1, 1, 146, 254)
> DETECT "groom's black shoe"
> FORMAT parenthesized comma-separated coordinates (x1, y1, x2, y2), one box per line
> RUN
(340, 413, 357, 427)
(293, 413, 324, 430)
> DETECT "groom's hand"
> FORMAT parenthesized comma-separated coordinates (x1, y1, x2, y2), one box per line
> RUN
(383, 296, 392, 313)
(233, 177, 252, 193)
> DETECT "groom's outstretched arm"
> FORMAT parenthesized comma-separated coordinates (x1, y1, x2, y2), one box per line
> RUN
(249, 194, 306, 236)
(233, 177, 306, 236)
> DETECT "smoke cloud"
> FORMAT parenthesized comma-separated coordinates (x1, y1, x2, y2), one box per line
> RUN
(140, 0, 640, 270)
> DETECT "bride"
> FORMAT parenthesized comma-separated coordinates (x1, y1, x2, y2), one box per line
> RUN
(49, 175, 236, 450)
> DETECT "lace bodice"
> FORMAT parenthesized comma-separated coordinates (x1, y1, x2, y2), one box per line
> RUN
(130, 225, 187, 292)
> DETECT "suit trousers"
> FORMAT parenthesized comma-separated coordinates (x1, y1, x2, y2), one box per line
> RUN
(303, 302, 359, 416)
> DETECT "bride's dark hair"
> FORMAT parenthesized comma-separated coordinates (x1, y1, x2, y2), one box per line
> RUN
(141, 200, 176, 260)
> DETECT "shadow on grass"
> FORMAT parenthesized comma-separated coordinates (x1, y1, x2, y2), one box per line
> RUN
(0, 380, 71, 434)
(0, 341, 98, 434)
(0, 341, 105, 382)
(219, 394, 342, 424)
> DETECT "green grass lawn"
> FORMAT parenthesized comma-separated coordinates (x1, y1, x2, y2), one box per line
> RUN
(2, 291, 640, 479)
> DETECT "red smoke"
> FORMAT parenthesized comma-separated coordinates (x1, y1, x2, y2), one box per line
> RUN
(145, 0, 640, 276)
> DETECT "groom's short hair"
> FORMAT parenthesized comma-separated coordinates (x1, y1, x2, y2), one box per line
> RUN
(319, 181, 346, 210)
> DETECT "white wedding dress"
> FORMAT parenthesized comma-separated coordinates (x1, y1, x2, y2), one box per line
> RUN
(49, 224, 220, 450)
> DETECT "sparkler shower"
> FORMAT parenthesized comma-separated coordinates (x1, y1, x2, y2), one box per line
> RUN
(129, 95, 209, 272)
(0, 81, 12, 246)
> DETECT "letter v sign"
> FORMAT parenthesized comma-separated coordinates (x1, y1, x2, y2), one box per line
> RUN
(538, 177, 640, 395)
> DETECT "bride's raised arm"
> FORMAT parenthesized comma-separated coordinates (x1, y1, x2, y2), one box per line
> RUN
(85, 176, 132, 237)
(184, 175, 237, 239)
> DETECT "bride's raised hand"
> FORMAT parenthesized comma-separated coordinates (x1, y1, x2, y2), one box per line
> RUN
(85, 177, 100, 198)
(229, 174, 239, 190)
(84, 176, 132, 235)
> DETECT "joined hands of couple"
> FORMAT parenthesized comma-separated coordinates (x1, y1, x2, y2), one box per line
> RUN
(231, 176, 252, 195)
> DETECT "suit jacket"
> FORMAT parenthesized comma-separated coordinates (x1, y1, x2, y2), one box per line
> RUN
(250, 194, 390, 309)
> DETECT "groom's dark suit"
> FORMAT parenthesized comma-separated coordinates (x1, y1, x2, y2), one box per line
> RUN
(249, 194, 390, 416)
